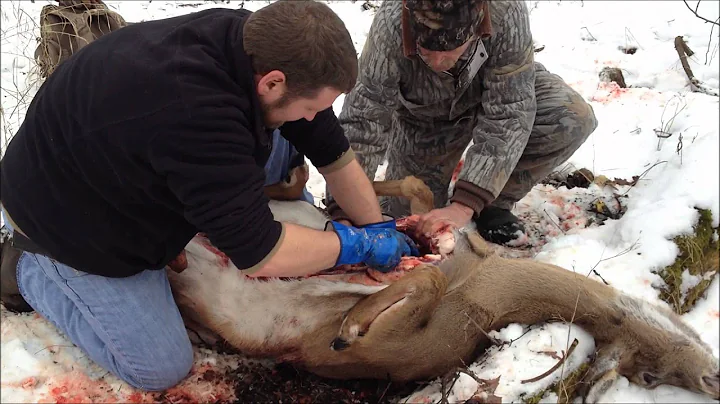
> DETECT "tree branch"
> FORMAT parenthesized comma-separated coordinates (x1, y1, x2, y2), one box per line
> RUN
(683, 0, 720, 26)
(521, 339, 580, 384)
(674, 35, 719, 97)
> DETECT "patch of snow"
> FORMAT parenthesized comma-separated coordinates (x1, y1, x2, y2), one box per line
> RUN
(404, 323, 597, 403)
(680, 268, 703, 303)
(683, 276, 720, 359)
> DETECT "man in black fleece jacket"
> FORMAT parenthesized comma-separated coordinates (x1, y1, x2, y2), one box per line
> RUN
(0, 1, 416, 391)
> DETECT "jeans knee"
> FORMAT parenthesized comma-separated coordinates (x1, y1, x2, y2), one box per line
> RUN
(120, 339, 194, 391)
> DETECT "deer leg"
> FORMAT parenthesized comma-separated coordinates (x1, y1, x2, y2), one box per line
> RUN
(578, 344, 622, 404)
(263, 163, 310, 201)
(372, 176, 435, 215)
(331, 263, 448, 351)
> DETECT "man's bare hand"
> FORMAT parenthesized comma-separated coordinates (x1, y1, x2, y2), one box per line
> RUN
(416, 202, 474, 235)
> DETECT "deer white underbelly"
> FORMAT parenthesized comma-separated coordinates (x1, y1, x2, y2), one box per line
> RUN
(171, 237, 385, 352)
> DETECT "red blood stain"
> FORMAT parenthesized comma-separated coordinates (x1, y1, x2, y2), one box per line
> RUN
(451, 159, 464, 183)
(0, 376, 40, 390)
(591, 81, 629, 104)
(198, 238, 230, 268)
(21, 377, 38, 389)
(40, 371, 119, 403)
(30, 363, 237, 404)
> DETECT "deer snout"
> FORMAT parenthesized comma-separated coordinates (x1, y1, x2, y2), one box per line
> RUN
(330, 337, 350, 351)
(702, 373, 719, 399)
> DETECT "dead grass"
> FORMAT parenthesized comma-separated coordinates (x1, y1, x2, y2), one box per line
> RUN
(657, 208, 719, 314)
(1, 1, 46, 159)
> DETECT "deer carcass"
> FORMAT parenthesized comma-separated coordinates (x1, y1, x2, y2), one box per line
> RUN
(167, 176, 719, 403)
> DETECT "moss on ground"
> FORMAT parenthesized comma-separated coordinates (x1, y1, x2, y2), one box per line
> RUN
(521, 362, 590, 404)
(657, 208, 719, 314)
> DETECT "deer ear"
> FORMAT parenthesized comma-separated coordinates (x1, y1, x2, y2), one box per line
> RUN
(465, 231, 491, 258)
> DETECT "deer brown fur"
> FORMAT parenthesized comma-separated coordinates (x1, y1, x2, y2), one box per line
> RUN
(167, 176, 719, 403)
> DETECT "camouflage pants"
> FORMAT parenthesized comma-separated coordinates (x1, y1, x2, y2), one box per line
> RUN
(369, 62, 598, 217)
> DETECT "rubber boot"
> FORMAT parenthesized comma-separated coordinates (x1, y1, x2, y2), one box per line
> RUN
(473, 206, 526, 245)
(1, 230, 34, 313)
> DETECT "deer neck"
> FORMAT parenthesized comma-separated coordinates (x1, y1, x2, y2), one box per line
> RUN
(457, 253, 623, 343)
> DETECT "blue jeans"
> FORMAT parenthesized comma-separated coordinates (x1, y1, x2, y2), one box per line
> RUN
(1, 131, 313, 391)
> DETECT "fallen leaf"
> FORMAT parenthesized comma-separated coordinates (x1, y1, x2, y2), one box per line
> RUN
(593, 174, 610, 187)
(612, 175, 639, 186)
(592, 200, 607, 215)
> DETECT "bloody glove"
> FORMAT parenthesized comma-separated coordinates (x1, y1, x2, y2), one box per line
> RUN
(329, 220, 420, 273)
(357, 214, 396, 229)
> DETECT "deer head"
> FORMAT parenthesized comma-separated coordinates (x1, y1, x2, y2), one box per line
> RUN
(581, 294, 720, 402)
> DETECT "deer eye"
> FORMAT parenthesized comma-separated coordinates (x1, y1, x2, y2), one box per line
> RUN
(641, 371, 659, 385)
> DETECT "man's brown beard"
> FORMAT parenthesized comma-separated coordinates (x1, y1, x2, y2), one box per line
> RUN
(260, 94, 292, 129)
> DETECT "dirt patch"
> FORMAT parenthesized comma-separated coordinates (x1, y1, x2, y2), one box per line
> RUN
(189, 340, 422, 403)
(230, 361, 419, 403)
(657, 208, 719, 314)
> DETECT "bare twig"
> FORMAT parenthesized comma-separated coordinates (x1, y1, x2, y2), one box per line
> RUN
(506, 325, 534, 348)
(581, 26, 596, 41)
(711, 41, 720, 65)
(592, 270, 610, 285)
(464, 312, 502, 346)
(618, 160, 668, 196)
(705, 17, 719, 65)
(588, 236, 642, 276)
(624, 27, 643, 50)
(676, 132, 684, 165)
(438, 373, 455, 404)
(655, 94, 688, 151)
(377, 380, 392, 403)
(34, 344, 77, 355)
(543, 209, 566, 235)
(682, 0, 720, 26)
(437, 366, 494, 404)
(448, 367, 494, 387)
(521, 339, 580, 384)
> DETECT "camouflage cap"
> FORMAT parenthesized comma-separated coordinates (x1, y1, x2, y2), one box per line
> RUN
(405, 0, 484, 52)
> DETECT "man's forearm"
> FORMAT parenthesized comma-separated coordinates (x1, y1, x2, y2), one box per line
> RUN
(324, 158, 384, 226)
(246, 222, 341, 278)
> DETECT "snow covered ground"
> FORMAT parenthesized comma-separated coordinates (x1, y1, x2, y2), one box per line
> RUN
(1, 0, 719, 403)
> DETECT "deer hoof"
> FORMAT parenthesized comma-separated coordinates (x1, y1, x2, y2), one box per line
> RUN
(580, 369, 620, 404)
(330, 337, 350, 351)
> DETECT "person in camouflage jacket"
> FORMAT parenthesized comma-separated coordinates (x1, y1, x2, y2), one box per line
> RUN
(324, 0, 598, 245)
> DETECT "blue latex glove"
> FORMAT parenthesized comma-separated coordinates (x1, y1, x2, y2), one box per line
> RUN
(330, 220, 420, 272)
(357, 215, 396, 230)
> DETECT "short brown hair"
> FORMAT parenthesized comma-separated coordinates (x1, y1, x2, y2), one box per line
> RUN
(243, 0, 358, 100)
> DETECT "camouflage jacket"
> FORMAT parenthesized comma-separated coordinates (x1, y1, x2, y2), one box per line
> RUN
(336, 0, 537, 215)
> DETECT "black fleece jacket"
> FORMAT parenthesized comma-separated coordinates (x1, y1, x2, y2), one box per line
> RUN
(0, 8, 352, 277)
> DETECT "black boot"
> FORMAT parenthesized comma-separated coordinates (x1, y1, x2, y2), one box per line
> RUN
(1, 228, 34, 313)
(473, 206, 526, 245)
